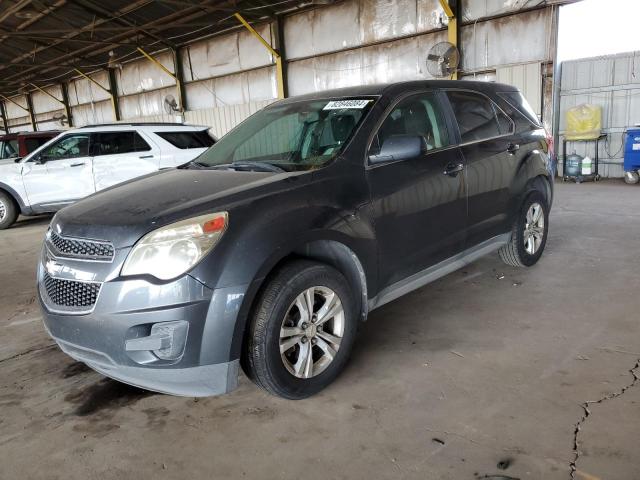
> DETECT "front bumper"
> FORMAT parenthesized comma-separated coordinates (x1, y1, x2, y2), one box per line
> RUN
(38, 245, 247, 397)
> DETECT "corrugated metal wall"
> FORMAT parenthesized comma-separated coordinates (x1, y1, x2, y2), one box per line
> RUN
(559, 51, 640, 178)
(2, 0, 558, 140)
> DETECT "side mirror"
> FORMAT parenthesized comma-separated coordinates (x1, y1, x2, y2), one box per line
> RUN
(13, 156, 22, 163)
(368, 135, 426, 164)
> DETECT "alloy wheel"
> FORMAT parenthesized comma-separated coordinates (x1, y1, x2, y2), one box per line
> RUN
(524, 202, 545, 255)
(279, 286, 345, 379)
(0, 199, 6, 222)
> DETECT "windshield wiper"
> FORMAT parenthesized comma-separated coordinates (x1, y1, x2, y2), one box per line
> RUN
(230, 161, 286, 173)
(184, 160, 286, 173)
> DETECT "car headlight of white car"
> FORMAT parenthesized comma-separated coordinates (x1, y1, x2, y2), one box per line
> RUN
(122, 212, 228, 281)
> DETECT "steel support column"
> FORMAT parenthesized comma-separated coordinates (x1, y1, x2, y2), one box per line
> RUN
(29, 83, 73, 127)
(25, 92, 37, 131)
(74, 68, 120, 121)
(234, 13, 285, 99)
(60, 82, 73, 127)
(137, 47, 184, 112)
(0, 101, 8, 133)
(439, 0, 460, 79)
(173, 48, 188, 111)
(0, 94, 33, 130)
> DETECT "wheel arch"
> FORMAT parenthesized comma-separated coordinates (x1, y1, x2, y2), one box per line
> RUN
(509, 148, 553, 222)
(0, 182, 26, 212)
(229, 237, 370, 361)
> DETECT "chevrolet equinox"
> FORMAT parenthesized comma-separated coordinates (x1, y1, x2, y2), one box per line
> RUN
(39, 81, 553, 399)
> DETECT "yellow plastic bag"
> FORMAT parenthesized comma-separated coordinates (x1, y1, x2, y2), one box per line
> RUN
(565, 104, 602, 140)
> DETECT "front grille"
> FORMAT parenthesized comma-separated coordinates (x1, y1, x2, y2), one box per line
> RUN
(43, 273, 101, 311)
(48, 231, 114, 261)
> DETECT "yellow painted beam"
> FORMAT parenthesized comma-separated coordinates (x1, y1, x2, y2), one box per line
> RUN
(74, 68, 111, 94)
(438, 0, 458, 79)
(137, 47, 177, 80)
(235, 12, 285, 99)
(0, 94, 30, 113)
(30, 83, 64, 105)
(137, 47, 184, 111)
(438, 0, 454, 19)
(74, 68, 119, 121)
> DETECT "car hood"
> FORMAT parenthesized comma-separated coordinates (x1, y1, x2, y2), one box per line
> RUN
(54, 168, 309, 248)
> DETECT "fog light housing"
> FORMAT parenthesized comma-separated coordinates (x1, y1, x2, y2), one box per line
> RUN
(151, 320, 189, 360)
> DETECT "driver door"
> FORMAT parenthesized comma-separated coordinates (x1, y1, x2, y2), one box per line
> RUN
(366, 91, 467, 289)
(21, 133, 95, 209)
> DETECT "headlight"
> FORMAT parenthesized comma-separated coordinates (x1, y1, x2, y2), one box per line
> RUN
(122, 212, 228, 280)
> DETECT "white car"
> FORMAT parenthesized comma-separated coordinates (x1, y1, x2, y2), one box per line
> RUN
(0, 123, 216, 229)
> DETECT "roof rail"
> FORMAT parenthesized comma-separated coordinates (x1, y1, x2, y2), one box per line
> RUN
(79, 122, 186, 128)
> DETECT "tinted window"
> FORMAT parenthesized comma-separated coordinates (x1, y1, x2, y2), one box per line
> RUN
(498, 91, 541, 127)
(372, 92, 450, 154)
(155, 130, 215, 149)
(40, 134, 89, 160)
(91, 132, 151, 156)
(447, 91, 510, 143)
(0, 139, 19, 159)
(25, 137, 51, 154)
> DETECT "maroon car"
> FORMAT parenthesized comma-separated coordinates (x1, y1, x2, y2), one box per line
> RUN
(0, 130, 60, 162)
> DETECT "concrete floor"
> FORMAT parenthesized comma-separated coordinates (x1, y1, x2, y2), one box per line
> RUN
(1, 180, 639, 480)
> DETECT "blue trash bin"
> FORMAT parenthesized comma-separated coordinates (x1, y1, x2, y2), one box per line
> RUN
(624, 128, 640, 173)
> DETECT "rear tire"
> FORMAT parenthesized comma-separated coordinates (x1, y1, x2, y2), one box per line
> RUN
(242, 260, 357, 399)
(0, 191, 18, 230)
(499, 191, 549, 267)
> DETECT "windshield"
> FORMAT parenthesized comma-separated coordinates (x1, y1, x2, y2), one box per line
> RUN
(192, 97, 376, 172)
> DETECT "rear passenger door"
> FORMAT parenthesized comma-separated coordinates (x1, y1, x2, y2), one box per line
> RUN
(366, 91, 467, 289)
(91, 131, 160, 191)
(445, 90, 517, 247)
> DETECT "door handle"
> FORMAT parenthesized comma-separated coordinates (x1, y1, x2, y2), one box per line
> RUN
(69, 162, 85, 167)
(139, 155, 154, 159)
(507, 143, 520, 155)
(443, 162, 464, 177)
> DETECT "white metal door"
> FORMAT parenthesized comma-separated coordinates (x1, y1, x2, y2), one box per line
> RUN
(91, 131, 161, 191)
(21, 133, 95, 208)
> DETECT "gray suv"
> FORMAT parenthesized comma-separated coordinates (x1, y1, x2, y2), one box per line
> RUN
(39, 81, 553, 399)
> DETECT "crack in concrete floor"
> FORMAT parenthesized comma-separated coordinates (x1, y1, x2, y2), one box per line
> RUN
(570, 358, 640, 479)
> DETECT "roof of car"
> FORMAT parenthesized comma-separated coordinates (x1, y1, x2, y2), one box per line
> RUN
(273, 80, 520, 105)
(0, 130, 61, 140)
(75, 123, 210, 133)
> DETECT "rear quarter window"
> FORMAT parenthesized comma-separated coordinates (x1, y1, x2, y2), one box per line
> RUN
(498, 91, 541, 128)
(155, 130, 215, 149)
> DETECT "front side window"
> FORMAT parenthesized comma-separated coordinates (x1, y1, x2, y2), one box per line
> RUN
(446, 91, 512, 143)
(193, 98, 375, 171)
(371, 92, 450, 155)
(90, 132, 151, 156)
(39, 134, 90, 161)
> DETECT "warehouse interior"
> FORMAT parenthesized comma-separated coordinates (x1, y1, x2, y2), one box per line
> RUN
(1, 0, 639, 479)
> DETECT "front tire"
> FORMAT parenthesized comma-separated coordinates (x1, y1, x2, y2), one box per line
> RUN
(243, 260, 358, 399)
(0, 191, 18, 230)
(499, 191, 549, 267)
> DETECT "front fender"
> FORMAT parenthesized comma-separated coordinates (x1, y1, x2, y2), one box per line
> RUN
(190, 199, 377, 362)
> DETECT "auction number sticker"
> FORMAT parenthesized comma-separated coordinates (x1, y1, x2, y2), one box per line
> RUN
(323, 99, 372, 110)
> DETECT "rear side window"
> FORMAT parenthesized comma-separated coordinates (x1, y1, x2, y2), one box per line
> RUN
(0, 139, 18, 158)
(155, 130, 215, 149)
(498, 91, 541, 127)
(91, 132, 151, 156)
(24, 137, 52, 154)
(446, 91, 512, 143)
